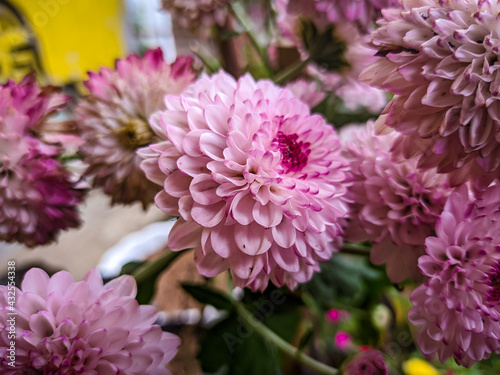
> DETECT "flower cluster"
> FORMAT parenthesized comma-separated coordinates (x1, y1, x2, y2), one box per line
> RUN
(409, 184, 500, 366)
(0, 76, 85, 247)
(0, 268, 180, 374)
(342, 122, 451, 282)
(76, 49, 197, 208)
(140, 71, 350, 291)
(362, 0, 500, 188)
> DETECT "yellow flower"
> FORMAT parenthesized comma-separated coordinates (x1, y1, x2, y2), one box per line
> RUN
(403, 358, 440, 375)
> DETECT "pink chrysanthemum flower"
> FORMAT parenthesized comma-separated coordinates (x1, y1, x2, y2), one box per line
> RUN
(275, 0, 388, 113)
(342, 122, 451, 282)
(140, 71, 349, 291)
(362, 0, 500, 188)
(315, 0, 400, 30)
(161, 0, 231, 31)
(0, 76, 84, 247)
(0, 268, 180, 374)
(76, 49, 197, 208)
(409, 184, 500, 367)
(343, 348, 388, 375)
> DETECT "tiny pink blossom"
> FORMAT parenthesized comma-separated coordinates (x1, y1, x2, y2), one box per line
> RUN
(140, 71, 350, 291)
(409, 184, 500, 367)
(0, 268, 180, 374)
(334, 331, 353, 350)
(76, 49, 197, 208)
(325, 308, 349, 323)
(326, 308, 340, 323)
(0, 76, 85, 247)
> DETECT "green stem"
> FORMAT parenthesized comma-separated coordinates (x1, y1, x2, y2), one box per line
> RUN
(273, 57, 310, 85)
(132, 249, 188, 284)
(340, 242, 371, 257)
(230, 1, 273, 75)
(232, 298, 339, 375)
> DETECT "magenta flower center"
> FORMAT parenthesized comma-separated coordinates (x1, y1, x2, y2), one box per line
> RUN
(272, 131, 311, 173)
(488, 262, 500, 303)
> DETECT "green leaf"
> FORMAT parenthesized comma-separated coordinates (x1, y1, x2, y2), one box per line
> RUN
(197, 287, 302, 375)
(300, 21, 349, 72)
(120, 261, 143, 275)
(311, 93, 381, 128)
(119, 250, 187, 304)
(302, 253, 389, 310)
(181, 283, 233, 311)
(197, 312, 280, 375)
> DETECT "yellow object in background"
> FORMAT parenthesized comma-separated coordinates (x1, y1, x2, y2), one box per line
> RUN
(0, 0, 125, 84)
(403, 358, 441, 375)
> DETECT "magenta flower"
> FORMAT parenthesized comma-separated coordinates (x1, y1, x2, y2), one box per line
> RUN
(343, 348, 388, 375)
(342, 122, 451, 282)
(334, 331, 353, 350)
(140, 71, 349, 291)
(409, 184, 500, 367)
(325, 308, 349, 323)
(326, 308, 339, 323)
(0, 76, 84, 247)
(76, 49, 197, 208)
(362, 0, 500, 188)
(0, 268, 180, 374)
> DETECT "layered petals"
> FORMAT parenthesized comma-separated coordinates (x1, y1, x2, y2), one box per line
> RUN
(141, 71, 350, 290)
(409, 184, 500, 366)
(76, 49, 197, 208)
(0, 268, 180, 374)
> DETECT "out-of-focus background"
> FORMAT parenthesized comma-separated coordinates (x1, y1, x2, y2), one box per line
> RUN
(0, 3, 203, 372)
(0, 0, 192, 278)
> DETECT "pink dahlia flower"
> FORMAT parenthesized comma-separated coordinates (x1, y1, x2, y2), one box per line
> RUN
(315, 0, 400, 30)
(0, 76, 84, 247)
(342, 122, 451, 282)
(76, 49, 197, 208)
(343, 348, 387, 375)
(362, 0, 500, 188)
(140, 71, 349, 291)
(0, 268, 180, 374)
(161, 0, 231, 31)
(275, 0, 388, 113)
(409, 184, 500, 366)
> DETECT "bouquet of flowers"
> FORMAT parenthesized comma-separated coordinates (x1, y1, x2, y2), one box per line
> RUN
(2, 0, 500, 374)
